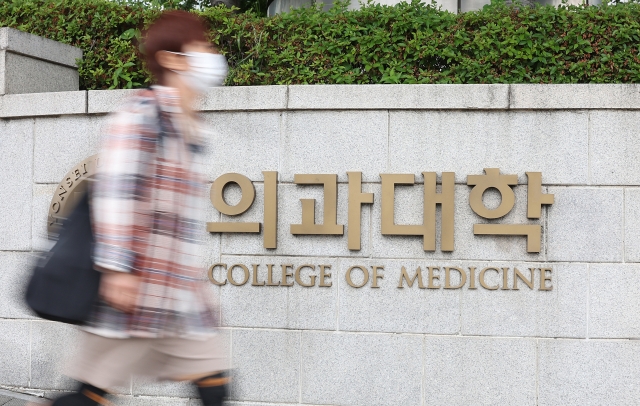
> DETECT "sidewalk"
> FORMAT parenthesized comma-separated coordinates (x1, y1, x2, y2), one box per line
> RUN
(0, 389, 46, 406)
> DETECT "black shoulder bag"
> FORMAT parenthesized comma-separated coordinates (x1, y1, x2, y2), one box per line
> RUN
(25, 190, 100, 325)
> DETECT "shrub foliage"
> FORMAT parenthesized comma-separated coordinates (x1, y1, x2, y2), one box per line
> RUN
(1, 0, 639, 89)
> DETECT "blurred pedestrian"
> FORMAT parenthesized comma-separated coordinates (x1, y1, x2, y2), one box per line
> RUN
(47, 10, 229, 406)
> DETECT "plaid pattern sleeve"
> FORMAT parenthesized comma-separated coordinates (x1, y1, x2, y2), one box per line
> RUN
(87, 88, 218, 339)
(92, 98, 156, 273)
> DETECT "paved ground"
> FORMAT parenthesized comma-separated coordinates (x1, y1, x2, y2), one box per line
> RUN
(0, 389, 47, 406)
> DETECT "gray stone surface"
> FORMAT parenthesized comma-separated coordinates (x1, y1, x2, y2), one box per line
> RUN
(280, 110, 388, 183)
(218, 256, 338, 330)
(222, 402, 297, 406)
(625, 188, 640, 262)
(589, 264, 640, 338)
(301, 331, 422, 405)
(547, 187, 623, 262)
(538, 339, 640, 406)
(510, 84, 640, 109)
(461, 262, 587, 338)
(337, 258, 460, 334)
(196, 86, 287, 112)
(201, 111, 280, 182)
(370, 184, 545, 261)
(0, 321, 30, 387)
(0, 91, 86, 118)
(0, 28, 81, 96)
(30, 321, 80, 390)
(1, 52, 79, 96)
(0, 118, 33, 250)
(0, 253, 36, 320)
(230, 329, 300, 403)
(389, 110, 589, 185)
(590, 110, 640, 185)
(288, 84, 509, 110)
(132, 375, 197, 399)
(219, 184, 372, 258)
(87, 89, 139, 114)
(114, 396, 191, 405)
(31, 185, 56, 252)
(33, 115, 105, 183)
(424, 336, 536, 405)
(0, 28, 82, 68)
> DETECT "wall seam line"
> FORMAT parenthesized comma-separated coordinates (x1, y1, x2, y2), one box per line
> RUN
(587, 111, 592, 185)
(298, 330, 302, 405)
(623, 188, 626, 263)
(28, 320, 32, 388)
(535, 338, 539, 406)
(586, 263, 590, 340)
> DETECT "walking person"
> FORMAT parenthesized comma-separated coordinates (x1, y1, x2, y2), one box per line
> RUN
(45, 11, 229, 406)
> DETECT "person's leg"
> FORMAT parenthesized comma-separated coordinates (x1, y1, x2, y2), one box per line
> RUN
(51, 382, 111, 406)
(56, 332, 149, 405)
(193, 372, 229, 406)
(144, 335, 229, 405)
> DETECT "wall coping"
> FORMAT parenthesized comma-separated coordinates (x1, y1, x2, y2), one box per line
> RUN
(0, 27, 82, 68)
(2, 84, 640, 118)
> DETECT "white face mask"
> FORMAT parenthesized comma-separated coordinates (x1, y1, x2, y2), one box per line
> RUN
(170, 52, 228, 93)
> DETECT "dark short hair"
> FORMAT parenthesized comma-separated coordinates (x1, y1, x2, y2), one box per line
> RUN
(142, 11, 209, 84)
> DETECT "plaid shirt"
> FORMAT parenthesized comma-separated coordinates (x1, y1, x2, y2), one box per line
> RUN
(86, 87, 217, 339)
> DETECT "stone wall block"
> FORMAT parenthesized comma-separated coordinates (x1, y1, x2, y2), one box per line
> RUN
(389, 110, 589, 185)
(280, 110, 388, 183)
(538, 339, 640, 406)
(196, 85, 287, 111)
(34, 115, 105, 184)
(114, 396, 191, 406)
(0, 28, 82, 95)
(288, 84, 509, 110)
(0, 27, 82, 68)
(201, 111, 280, 182)
(87, 89, 138, 114)
(590, 111, 640, 185)
(3, 53, 79, 96)
(511, 84, 640, 109)
(0, 320, 30, 387)
(301, 331, 422, 405)
(30, 321, 80, 390)
(219, 184, 372, 258)
(370, 184, 545, 261)
(0, 253, 37, 320)
(337, 258, 460, 334)
(424, 336, 536, 405)
(216, 256, 337, 330)
(547, 187, 623, 262)
(460, 262, 587, 337)
(0, 91, 86, 118)
(0, 118, 33, 250)
(625, 188, 640, 262)
(230, 329, 300, 403)
(32, 184, 56, 252)
(589, 264, 640, 338)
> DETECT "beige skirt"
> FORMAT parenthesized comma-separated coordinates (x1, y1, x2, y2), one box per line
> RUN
(68, 331, 229, 390)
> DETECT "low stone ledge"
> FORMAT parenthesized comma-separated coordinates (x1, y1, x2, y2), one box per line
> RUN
(89, 86, 288, 113)
(510, 84, 640, 109)
(4, 85, 640, 117)
(195, 85, 288, 111)
(288, 84, 510, 110)
(0, 91, 86, 118)
(0, 28, 82, 68)
(87, 89, 139, 114)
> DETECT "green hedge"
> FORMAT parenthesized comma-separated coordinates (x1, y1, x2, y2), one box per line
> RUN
(1, 0, 639, 89)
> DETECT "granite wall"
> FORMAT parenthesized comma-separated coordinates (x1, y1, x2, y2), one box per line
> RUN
(1, 84, 640, 405)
